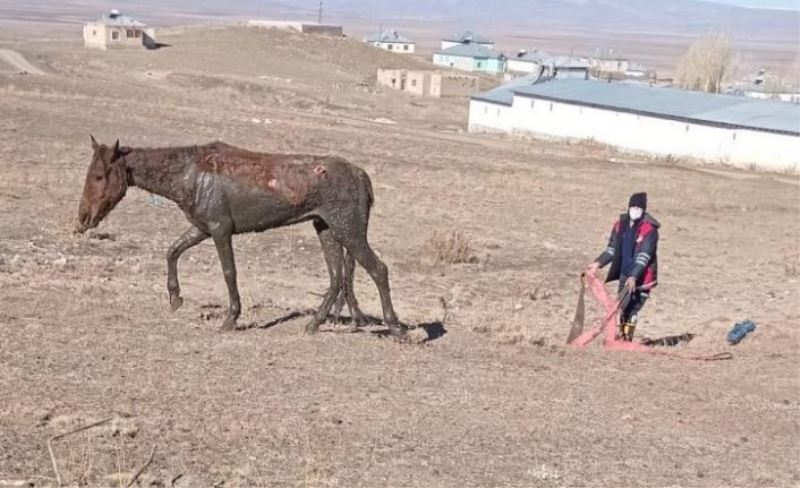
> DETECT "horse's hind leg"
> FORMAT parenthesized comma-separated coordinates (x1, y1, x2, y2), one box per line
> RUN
(167, 226, 209, 312)
(333, 249, 366, 326)
(330, 218, 403, 338)
(308, 218, 343, 334)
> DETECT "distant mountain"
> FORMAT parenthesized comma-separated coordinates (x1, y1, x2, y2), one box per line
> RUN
(4, 0, 796, 41)
(705, 0, 799, 9)
(313, 0, 799, 36)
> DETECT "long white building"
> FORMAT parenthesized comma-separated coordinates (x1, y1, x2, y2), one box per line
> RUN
(469, 78, 800, 171)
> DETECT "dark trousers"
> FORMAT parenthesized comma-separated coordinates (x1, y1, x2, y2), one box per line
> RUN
(618, 277, 649, 325)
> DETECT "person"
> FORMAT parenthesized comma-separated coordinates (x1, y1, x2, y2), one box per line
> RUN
(587, 192, 660, 341)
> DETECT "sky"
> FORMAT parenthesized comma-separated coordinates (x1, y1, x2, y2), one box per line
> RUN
(705, 0, 800, 9)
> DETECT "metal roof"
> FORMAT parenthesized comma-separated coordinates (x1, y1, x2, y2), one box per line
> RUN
(365, 30, 414, 44)
(94, 11, 146, 27)
(435, 43, 505, 59)
(472, 74, 541, 106)
(507, 79, 800, 135)
(443, 30, 493, 44)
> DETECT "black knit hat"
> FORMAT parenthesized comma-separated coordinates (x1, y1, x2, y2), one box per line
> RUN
(629, 192, 647, 210)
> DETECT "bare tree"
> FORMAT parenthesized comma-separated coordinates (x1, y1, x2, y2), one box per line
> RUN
(675, 33, 734, 93)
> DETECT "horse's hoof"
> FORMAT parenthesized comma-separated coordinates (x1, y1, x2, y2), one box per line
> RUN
(169, 295, 184, 313)
(305, 321, 321, 335)
(388, 324, 407, 340)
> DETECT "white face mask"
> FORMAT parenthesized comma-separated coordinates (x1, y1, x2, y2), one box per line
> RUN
(629, 207, 644, 221)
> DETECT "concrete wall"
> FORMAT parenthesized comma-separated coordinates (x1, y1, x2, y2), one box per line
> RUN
(433, 53, 474, 71)
(468, 100, 514, 133)
(367, 41, 415, 53)
(438, 74, 480, 97)
(376, 69, 407, 91)
(83, 22, 154, 49)
(433, 54, 505, 74)
(468, 95, 800, 171)
(301, 24, 343, 36)
(248, 20, 342, 36)
(377, 69, 479, 98)
(507, 59, 539, 73)
(590, 58, 629, 74)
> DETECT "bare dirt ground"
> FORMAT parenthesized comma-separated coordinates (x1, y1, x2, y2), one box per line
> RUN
(0, 26, 799, 488)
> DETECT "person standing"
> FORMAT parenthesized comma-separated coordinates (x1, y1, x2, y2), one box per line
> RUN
(587, 192, 660, 341)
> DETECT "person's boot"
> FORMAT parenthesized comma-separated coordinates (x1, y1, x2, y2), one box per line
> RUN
(621, 323, 636, 342)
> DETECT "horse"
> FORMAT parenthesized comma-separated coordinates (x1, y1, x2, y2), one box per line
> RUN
(75, 136, 404, 337)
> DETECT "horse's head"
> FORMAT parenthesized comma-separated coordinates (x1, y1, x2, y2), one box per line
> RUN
(76, 135, 130, 233)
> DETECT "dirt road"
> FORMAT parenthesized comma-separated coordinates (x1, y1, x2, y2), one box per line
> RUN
(0, 48, 46, 74)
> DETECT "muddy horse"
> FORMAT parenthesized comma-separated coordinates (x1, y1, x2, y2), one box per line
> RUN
(76, 137, 404, 337)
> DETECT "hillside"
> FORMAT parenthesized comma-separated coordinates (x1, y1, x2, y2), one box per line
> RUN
(0, 25, 797, 488)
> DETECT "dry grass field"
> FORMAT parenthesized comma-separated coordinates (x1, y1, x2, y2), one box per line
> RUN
(0, 25, 798, 487)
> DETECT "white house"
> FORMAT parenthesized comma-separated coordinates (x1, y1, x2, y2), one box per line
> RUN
(469, 78, 800, 171)
(440, 30, 494, 50)
(506, 54, 589, 82)
(507, 49, 549, 74)
(433, 43, 507, 74)
(83, 10, 155, 50)
(364, 30, 415, 54)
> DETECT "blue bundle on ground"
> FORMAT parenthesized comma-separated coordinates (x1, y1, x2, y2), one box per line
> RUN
(727, 320, 756, 345)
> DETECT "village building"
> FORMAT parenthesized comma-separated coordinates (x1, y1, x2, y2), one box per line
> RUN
(83, 10, 156, 50)
(507, 52, 589, 81)
(433, 43, 506, 75)
(590, 58, 629, 78)
(364, 30, 415, 54)
(440, 30, 494, 50)
(468, 77, 800, 171)
(376, 69, 480, 97)
(727, 69, 800, 104)
(506, 49, 549, 74)
(247, 20, 343, 36)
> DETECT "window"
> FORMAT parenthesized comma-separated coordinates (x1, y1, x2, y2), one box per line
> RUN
(387, 44, 393, 50)
(685, 124, 690, 132)
(484, 106, 488, 114)
(549, 102, 553, 111)
(92, 29, 97, 36)
(135, 30, 141, 38)
(530, 100, 535, 109)
(477, 62, 482, 69)
(732, 132, 737, 141)
(111, 30, 119, 41)
(411, 79, 417, 87)
(403, 45, 409, 51)
(126, 29, 135, 38)
(496, 108, 500, 116)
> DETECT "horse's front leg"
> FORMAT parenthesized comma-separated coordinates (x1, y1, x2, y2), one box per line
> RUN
(166, 226, 209, 312)
(212, 230, 241, 331)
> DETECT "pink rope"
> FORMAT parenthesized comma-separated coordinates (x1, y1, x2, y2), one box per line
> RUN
(570, 273, 732, 361)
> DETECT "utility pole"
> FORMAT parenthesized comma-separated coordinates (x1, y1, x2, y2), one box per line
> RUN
(318, 0, 323, 24)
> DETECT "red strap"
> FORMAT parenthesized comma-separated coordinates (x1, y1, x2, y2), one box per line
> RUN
(571, 273, 732, 361)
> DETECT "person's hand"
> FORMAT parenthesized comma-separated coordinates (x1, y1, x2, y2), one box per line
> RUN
(624, 276, 636, 292)
(586, 262, 600, 275)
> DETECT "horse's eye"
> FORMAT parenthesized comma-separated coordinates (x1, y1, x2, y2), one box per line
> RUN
(95, 175, 104, 182)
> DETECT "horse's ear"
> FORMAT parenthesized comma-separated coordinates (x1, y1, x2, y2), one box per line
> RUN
(90, 134, 99, 151)
(112, 139, 121, 156)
